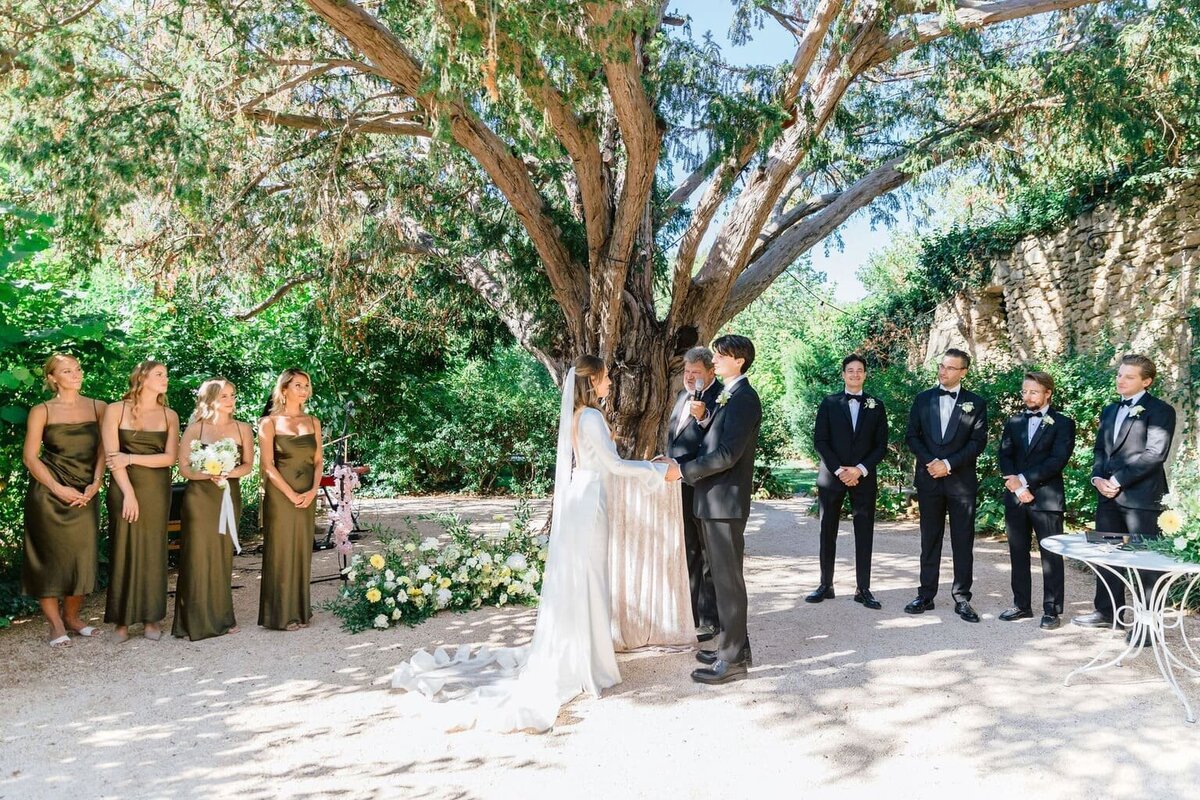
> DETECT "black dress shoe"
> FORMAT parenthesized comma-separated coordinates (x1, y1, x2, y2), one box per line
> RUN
(1125, 628, 1150, 648)
(695, 625, 719, 643)
(805, 584, 835, 603)
(954, 601, 981, 623)
(1072, 611, 1114, 628)
(1040, 614, 1061, 630)
(692, 658, 749, 685)
(854, 589, 882, 610)
(998, 607, 1033, 621)
(904, 597, 934, 614)
(697, 646, 751, 666)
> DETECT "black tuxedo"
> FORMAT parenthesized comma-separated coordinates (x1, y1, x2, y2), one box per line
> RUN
(812, 391, 888, 589)
(667, 379, 722, 630)
(905, 386, 988, 602)
(680, 377, 761, 662)
(998, 408, 1076, 613)
(1090, 392, 1177, 616)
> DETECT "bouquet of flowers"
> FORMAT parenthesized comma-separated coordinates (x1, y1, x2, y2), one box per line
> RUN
(189, 438, 239, 487)
(188, 437, 242, 553)
(1148, 453, 1200, 564)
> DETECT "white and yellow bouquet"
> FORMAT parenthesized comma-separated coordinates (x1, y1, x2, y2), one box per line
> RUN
(189, 438, 239, 488)
(188, 437, 242, 553)
(1149, 454, 1200, 564)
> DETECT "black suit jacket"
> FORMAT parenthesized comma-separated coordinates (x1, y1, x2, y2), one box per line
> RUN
(998, 409, 1076, 512)
(666, 380, 722, 462)
(905, 387, 988, 497)
(813, 391, 888, 491)
(680, 378, 762, 520)
(1092, 393, 1176, 510)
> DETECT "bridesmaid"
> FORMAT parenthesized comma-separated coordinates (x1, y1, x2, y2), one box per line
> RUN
(172, 378, 254, 641)
(102, 360, 179, 642)
(22, 353, 107, 647)
(258, 369, 322, 631)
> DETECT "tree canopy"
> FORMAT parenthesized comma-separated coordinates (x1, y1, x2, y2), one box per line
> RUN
(2, 0, 1196, 452)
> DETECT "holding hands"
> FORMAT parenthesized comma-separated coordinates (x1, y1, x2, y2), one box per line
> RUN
(653, 455, 683, 482)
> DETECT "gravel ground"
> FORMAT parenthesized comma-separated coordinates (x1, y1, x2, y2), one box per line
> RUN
(3, 496, 1199, 800)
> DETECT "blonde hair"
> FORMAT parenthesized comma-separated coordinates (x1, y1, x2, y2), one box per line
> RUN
(266, 368, 312, 416)
(572, 355, 605, 413)
(190, 377, 236, 424)
(122, 360, 167, 421)
(42, 352, 79, 393)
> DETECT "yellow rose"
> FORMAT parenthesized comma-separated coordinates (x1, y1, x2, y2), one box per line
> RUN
(408, 586, 423, 596)
(439, 577, 452, 589)
(365, 587, 382, 603)
(1159, 509, 1185, 535)
(369, 553, 386, 570)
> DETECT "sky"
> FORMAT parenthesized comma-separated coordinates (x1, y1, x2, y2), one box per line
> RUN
(676, 2, 912, 302)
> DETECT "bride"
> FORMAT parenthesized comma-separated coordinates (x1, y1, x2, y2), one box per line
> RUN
(391, 355, 668, 732)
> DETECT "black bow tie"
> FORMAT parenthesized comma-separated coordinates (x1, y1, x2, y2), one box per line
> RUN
(1024, 411, 1043, 418)
(1119, 398, 1135, 407)
(845, 393, 863, 403)
(938, 389, 958, 399)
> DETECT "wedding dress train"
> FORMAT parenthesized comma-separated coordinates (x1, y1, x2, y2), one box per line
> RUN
(391, 397, 665, 732)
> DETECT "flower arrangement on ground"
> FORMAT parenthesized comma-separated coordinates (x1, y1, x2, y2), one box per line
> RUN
(1147, 453, 1200, 564)
(326, 502, 548, 632)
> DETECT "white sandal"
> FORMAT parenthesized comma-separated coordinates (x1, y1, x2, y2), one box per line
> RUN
(48, 634, 72, 648)
(71, 626, 102, 637)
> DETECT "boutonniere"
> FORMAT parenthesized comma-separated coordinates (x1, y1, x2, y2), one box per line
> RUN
(960, 401, 975, 414)
(865, 398, 878, 409)
(717, 390, 731, 407)
(1042, 416, 1055, 426)
(1129, 405, 1145, 418)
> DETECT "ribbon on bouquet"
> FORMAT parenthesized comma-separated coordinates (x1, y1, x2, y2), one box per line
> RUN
(216, 481, 241, 554)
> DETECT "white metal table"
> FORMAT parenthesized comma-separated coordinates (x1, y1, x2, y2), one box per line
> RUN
(1041, 534, 1200, 723)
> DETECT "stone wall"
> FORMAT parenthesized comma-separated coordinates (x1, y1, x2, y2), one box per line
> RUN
(924, 178, 1200, 437)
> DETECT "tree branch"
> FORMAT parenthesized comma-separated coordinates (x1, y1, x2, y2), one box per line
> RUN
(303, 0, 588, 342)
(240, 108, 433, 137)
(233, 271, 321, 320)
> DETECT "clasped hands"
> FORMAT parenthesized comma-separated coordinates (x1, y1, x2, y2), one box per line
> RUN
(835, 466, 863, 487)
(652, 455, 682, 482)
(1092, 476, 1121, 499)
(1003, 474, 1035, 504)
(925, 459, 950, 479)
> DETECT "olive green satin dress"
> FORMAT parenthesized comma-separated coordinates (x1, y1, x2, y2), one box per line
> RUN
(105, 428, 171, 625)
(22, 420, 100, 598)
(259, 433, 317, 629)
(172, 458, 242, 641)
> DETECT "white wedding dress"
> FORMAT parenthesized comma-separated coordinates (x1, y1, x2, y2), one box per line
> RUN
(391, 380, 666, 733)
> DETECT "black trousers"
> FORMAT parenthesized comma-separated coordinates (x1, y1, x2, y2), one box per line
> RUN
(681, 484, 719, 630)
(1004, 503, 1065, 614)
(816, 483, 876, 590)
(699, 517, 749, 662)
(1093, 500, 1163, 618)
(917, 492, 976, 603)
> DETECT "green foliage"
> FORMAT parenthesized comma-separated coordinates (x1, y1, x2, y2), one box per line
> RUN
(325, 504, 546, 633)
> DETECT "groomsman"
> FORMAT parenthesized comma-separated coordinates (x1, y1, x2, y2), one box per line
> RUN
(666, 346, 722, 640)
(904, 349, 988, 623)
(807, 354, 888, 610)
(997, 371, 1076, 630)
(1073, 354, 1176, 635)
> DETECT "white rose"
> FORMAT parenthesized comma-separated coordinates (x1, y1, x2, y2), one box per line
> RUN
(498, 592, 508, 605)
(466, 557, 478, 568)
(391, 608, 402, 620)
(421, 582, 434, 596)
(384, 569, 395, 582)
(345, 570, 357, 583)
(416, 565, 433, 581)
(373, 614, 389, 629)
(478, 552, 493, 565)
(383, 581, 396, 592)
(1175, 536, 1188, 551)
(420, 537, 440, 552)
(436, 588, 452, 608)
(505, 553, 528, 571)
(396, 591, 408, 604)
(384, 597, 396, 607)
(525, 568, 540, 584)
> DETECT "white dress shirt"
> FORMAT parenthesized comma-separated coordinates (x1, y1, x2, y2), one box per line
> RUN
(937, 383, 960, 474)
(1017, 402, 1051, 491)
(837, 385, 869, 478)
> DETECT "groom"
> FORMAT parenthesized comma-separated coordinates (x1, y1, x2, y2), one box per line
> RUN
(666, 334, 761, 685)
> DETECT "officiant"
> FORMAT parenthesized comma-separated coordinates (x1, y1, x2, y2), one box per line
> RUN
(666, 346, 722, 641)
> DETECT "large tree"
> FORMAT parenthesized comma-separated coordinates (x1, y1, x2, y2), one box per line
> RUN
(1, 0, 1185, 454)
